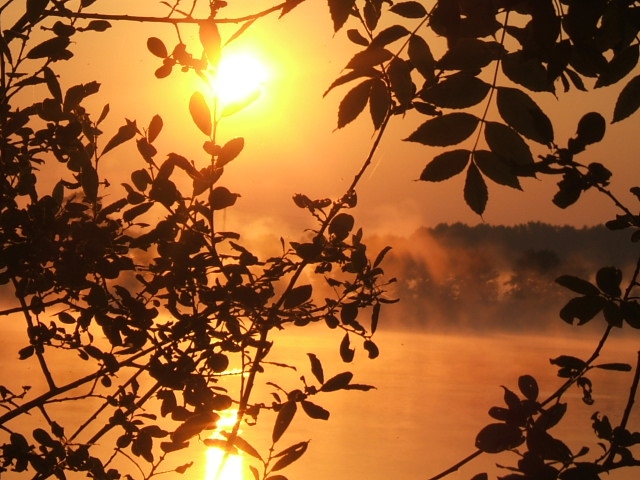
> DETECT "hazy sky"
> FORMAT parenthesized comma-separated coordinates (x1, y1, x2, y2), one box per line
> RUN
(18, 1, 640, 237)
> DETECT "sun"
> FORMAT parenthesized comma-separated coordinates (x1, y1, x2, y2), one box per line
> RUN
(204, 410, 246, 480)
(211, 51, 269, 109)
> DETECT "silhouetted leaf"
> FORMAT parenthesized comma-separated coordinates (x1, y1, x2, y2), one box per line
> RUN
(339, 332, 355, 363)
(496, 87, 553, 145)
(272, 441, 308, 471)
(484, 121, 534, 172)
(301, 401, 330, 420)
(272, 401, 297, 443)
(148, 114, 163, 143)
(328, 0, 356, 32)
(559, 296, 605, 325)
(369, 78, 390, 129)
(189, 92, 212, 136)
(307, 353, 324, 384)
(57, 312, 75, 324)
(284, 284, 312, 309)
(559, 463, 601, 480)
(518, 375, 538, 401)
(337, 80, 371, 128)
(576, 112, 605, 145)
(475, 423, 524, 453)
(534, 402, 567, 431)
(408, 35, 435, 81)
(102, 119, 138, 156)
(438, 38, 497, 71)
(330, 213, 355, 242)
(420, 149, 470, 182)
(347, 29, 369, 46)
(501, 51, 551, 92)
(321, 371, 353, 392)
(27, 36, 70, 60)
(147, 37, 168, 58)
(464, 163, 488, 215)
(550, 355, 587, 371)
(388, 57, 415, 106)
(421, 74, 490, 109)
(18, 345, 34, 360)
(613, 74, 640, 123)
(363, 340, 379, 359)
(27, 0, 49, 23)
(595, 362, 632, 372)
(556, 275, 599, 296)
(346, 48, 393, 70)
(218, 137, 244, 167)
(280, 0, 305, 17)
(474, 150, 521, 189)
(595, 44, 639, 88)
(43, 67, 62, 104)
(210, 186, 238, 210)
(324, 68, 380, 97)
(82, 20, 112, 32)
(390, 1, 427, 18)
(123, 202, 153, 223)
(199, 20, 221, 66)
(406, 113, 479, 146)
(81, 165, 99, 201)
(595, 266, 622, 297)
(370, 25, 410, 49)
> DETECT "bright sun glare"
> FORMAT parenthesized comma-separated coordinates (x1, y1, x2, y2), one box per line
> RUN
(204, 409, 245, 480)
(211, 51, 269, 108)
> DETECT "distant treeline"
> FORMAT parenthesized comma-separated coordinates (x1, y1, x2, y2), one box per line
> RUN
(375, 222, 639, 332)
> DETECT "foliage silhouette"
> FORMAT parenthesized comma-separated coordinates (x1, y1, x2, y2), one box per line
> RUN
(1, 1, 640, 480)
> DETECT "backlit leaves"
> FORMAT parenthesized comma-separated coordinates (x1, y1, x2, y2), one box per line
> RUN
(272, 401, 296, 443)
(475, 423, 525, 453)
(496, 87, 553, 145)
(420, 150, 470, 182)
(389, 1, 427, 19)
(408, 35, 435, 82)
(464, 163, 488, 215)
(102, 119, 138, 156)
(484, 122, 534, 172)
(199, 20, 221, 66)
(473, 150, 521, 190)
(406, 113, 479, 146)
(328, 0, 356, 32)
(613, 74, 640, 123)
(421, 74, 490, 109)
(437, 38, 499, 71)
(189, 92, 212, 136)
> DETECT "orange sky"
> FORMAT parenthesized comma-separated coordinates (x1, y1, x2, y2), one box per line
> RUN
(12, 1, 640, 236)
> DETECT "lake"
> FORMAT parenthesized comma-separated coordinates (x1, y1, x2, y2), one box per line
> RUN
(206, 326, 640, 480)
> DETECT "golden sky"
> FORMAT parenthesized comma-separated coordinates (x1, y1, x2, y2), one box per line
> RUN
(11, 0, 640, 236)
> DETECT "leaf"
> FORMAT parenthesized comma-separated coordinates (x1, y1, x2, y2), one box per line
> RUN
(517, 375, 538, 401)
(363, 340, 379, 359)
(464, 162, 488, 215)
(484, 121, 534, 172)
(283, 284, 312, 309)
(328, 0, 357, 32)
(613, 74, 640, 123)
(420, 149, 470, 182)
(339, 332, 355, 363)
(57, 312, 75, 324)
(534, 402, 567, 431)
(369, 25, 410, 49)
(345, 48, 393, 70)
(347, 29, 369, 46)
(27, 0, 49, 23)
(405, 113, 479, 146)
(307, 353, 324, 384)
(329, 213, 354, 241)
(438, 38, 497, 71)
(470, 475, 488, 480)
(102, 119, 138, 156)
(595, 44, 639, 88)
(496, 87, 553, 145)
(408, 35, 435, 81)
(43, 67, 62, 104)
(189, 92, 212, 136)
(218, 137, 244, 167)
(390, 1, 428, 18)
(555, 275, 599, 296)
(199, 20, 221, 66)
(272, 401, 297, 443)
(210, 186, 238, 210)
(475, 423, 524, 453)
(473, 150, 521, 189)
(321, 371, 353, 392)
(369, 78, 390, 129)
(337, 80, 371, 128)
(123, 202, 154, 223)
(595, 362, 632, 372)
(81, 164, 99, 201)
(18, 345, 34, 360)
(272, 441, 308, 471)
(559, 296, 605, 325)
(280, 0, 305, 17)
(148, 114, 163, 143)
(83, 20, 112, 32)
(501, 51, 551, 92)
(575, 112, 605, 145)
(147, 37, 168, 58)
(420, 74, 490, 109)
(301, 401, 330, 420)
(595, 266, 622, 297)
(26, 36, 71, 60)
(388, 57, 415, 106)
